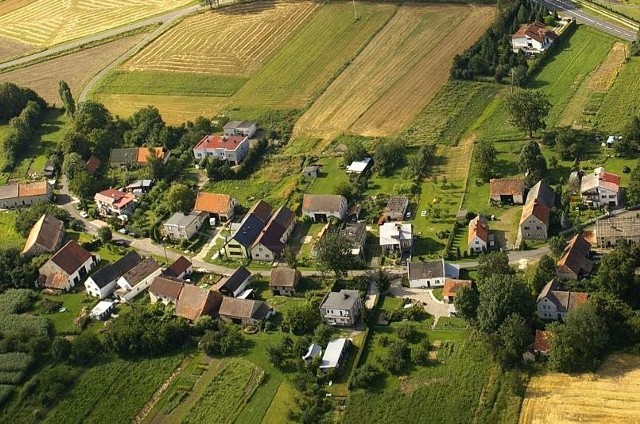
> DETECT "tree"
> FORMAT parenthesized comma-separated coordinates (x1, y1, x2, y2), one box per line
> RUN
(474, 139, 497, 181)
(530, 254, 557, 293)
(199, 323, 245, 356)
(165, 183, 196, 213)
(454, 286, 479, 321)
(343, 140, 368, 167)
(73, 100, 112, 134)
(283, 300, 321, 334)
(334, 181, 356, 202)
(373, 138, 405, 176)
(548, 235, 567, 259)
(97, 226, 112, 243)
(476, 251, 514, 286)
(70, 332, 103, 365)
(374, 269, 391, 293)
(58, 80, 75, 117)
(313, 324, 333, 346)
(349, 364, 382, 389)
(477, 274, 535, 334)
(0, 82, 46, 123)
(548, 304, 609, 373)
(395, 322, 419, 342)
(124, 106, 167, 147)
(0, 248, 40, 292)
(505, 89, 551, 139)
(315, 230, 355, 277)
(596, 245, 636, 301)
(381, 339, 409, 374)
(627, 160, 640, 206)
(68, 171, 99, 199)
(62, 152, 85, 179)
(519, 140, 547, 186)
(494, 313, 532, 367)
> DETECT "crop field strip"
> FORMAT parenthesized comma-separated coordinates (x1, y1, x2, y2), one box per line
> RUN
(0, 32, 149, 105)
(519, 354, 640, 424)
(597, 56, 640, 132)
(124, 1, 319, 76)
(294, 3, 494, 139)
(0, 0, 192, 46)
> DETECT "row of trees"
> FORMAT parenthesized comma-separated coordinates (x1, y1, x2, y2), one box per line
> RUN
(0, 82, 46, 123)
(3, 100, 44, 171)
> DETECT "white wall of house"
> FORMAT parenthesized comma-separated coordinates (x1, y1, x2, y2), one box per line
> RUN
(537, 297, 563, 320)
(469, 236, 487, 252)
(84, 278, 117, 299)
(409, 276, 446, 289)
(149, 291, 178, 305)
(521, 216, 548, 240)
(116, 269, 163, 302)
(251, 243, 275, 262)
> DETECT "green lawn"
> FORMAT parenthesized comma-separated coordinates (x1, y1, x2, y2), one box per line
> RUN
(0, 211, 25, 250)
(260, 382, 299, 424)
(94, 70, 247, 97)
(40, 291, 96, 335)
(230, 2, 398, 109)
(597, 56, 640, 132)
(306, 157, 349, 195)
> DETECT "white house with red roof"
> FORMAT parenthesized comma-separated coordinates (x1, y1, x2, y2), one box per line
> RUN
(94, 188, 136, 217)
(511, 21, 557, 54)
(468, 215, 489, 253)
(192, 134, 250, 165)
(580, 167, 620, 207)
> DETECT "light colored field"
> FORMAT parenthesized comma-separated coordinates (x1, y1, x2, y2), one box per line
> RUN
(0, 36, 33, 62)
(0, 32, 148, 104)
(0, 0, 191, 46)
(520, 354, 640, 424)
(597, 56, 640, 131)
(0, 0, 34, 16)
(125, 1, 318, 76)
(294, 3, 494, 139)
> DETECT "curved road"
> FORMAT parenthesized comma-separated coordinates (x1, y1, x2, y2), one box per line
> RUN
(0, 4, 200, 72)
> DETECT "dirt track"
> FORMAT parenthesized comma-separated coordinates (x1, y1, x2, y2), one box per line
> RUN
(293, 3, 493, 139)
(519, 354, 640, 424)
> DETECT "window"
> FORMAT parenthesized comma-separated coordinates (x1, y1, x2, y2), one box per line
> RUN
(609, 195, 616, 199)
(536, 226, 541, 230)
(524, 226, 530, 230)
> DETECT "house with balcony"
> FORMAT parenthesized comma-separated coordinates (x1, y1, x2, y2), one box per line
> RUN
(94, 188, 136, 217)
(319, 289, 363, 327)
(379, 222, 413, 254)
(192, 134, 250, 165)
(163, 211, 208, 241)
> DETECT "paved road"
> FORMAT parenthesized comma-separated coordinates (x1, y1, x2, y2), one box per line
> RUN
(0, 4, 202, 72)
(537, 0, 636, 40)
(456, 246, 550, 269)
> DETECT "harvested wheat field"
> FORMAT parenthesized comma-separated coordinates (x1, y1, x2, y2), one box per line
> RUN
(294, 3, 493, 139)
(0, 36, 34, 62)
(519, 354, 640, 424)
(0, 0, 191, 46)
(0, 32, 147, 104)
(124, 1, 319, 76)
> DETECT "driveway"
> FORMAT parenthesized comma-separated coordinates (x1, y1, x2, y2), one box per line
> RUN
(388, 282, 451, 320)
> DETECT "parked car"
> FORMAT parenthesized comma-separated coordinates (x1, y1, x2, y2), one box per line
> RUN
(79, 211, 88, 218)
(118, 228, 128, 235)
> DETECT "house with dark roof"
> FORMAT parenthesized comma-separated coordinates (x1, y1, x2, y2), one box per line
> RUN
(149, 275, 184, 305)
(194, 192, 237, 223)
(270, 267, 301, 296)
(218, 297, 273, 325)
(511, 21, 557, 54)
(468, 215, 489, 253)
(302, 195, 348, 222)
(125, 179, 154, 194)
(250, 206, 296, 262)
(213, 266, 251, 298)
(340, 222, 367, 259)
(408, 259, 460, 288)
(489, 178, 524, 205)
(302, 165, 319, 178)
(319, 289, 363, 327)
(520, 180, 555, 242)
(176, 285, 223, 321)
(0, 181, 52, 209)
(225, 200, 273, 258)
(531, 330, 551, 355)
(84, 251, 142, 299)
(556, 233, 594, 280)
(163, 211, 207, 241)
(595, 210, 640, 248)
(192, 135, 250, 165)
(115, 257, 162, 301)
(537, 279, 588, 320)
(21, 214, 64, 257)
(580, 167, 621, 207)
(39, 241, 98, 292)
(379, 196, 408, 223)
(163, 256, 192, 279)
(85, 155, 101, 175)
(223, 120, 257, 138)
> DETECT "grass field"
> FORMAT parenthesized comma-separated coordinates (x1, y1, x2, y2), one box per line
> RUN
(597, 56, 640, 132)
(40, 291, 95, 335)
(0, 32, 148, 104)
(0, 0, 191, 46)
(295, 3, 494, 139)
(0, 211, 24, 249)
(95, 2, 396, 121)
(124, 1, 319, 76)
(519, 354, 640, 423)
(589, 0, 640, 22)
(43, 356, 182, 424)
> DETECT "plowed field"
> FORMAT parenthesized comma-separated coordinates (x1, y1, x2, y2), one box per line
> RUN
(124, 1, 319, 76)
(0, 0, 191, 46)
(294, 3, 494, 139)
(519, 354, 640, 424)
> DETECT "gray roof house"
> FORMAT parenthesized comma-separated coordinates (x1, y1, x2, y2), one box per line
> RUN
(319, 289, 363, 327)
(302, 194, 348, 222)
(163, 211, 207, 241)
(595, 211, 640, 248)
(537, 279, 589, 321)
(21, 214, 65, 257)
(407, 259, 460, 288)
(223, 120, 257, 138)
(214, 266, 252, 298)
(84, 251, 142, 299)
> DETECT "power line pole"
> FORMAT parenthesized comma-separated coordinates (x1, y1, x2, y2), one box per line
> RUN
(510, 68, 515, 93)
(352, 0, 358, 20)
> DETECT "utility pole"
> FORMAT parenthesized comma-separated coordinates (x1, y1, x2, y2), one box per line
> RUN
(510, 68, 515, 93)
(352, 0, 358, 20)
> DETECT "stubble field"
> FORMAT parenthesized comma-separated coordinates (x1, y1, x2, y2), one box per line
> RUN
(519, 354, 640, 424)
(293, 3, 494, 139)
(124, 1, 319, 76)
(0, 0, 191, 46)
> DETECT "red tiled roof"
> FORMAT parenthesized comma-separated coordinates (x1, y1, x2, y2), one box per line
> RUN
(490, 178, 524, 196)
(136, 147, 165, 164)
(520, 200, 551, 226)
(468, 216, 489, 245)
(532, 330, 551, 353)
(18, 181, 49, 197)
(85, 155, 101, 174)
(557, 234, 594, 276)
(443, 279, 473, 298)
(193, 135, 246, 152)
(194, 193, 233, 214)
(512, 21, 557, 43)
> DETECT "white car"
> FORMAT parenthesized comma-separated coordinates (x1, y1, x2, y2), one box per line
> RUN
(79, 211, 88, 218)
(118, 228, 128, 235)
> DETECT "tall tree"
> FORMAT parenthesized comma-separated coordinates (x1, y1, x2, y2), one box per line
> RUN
(373, 138, 405, 176)
(596, 245, 636, 301)
(58, 80, 75, 117)
(548, 304, 609, 373)
(477, 274, 535, 334)
(519, 140, 547, 186)
(124, 106, 167, 147)
(474, 139, 497, 181)
(315, 230, 355, 277)
(343, 140, 368, 167)
(476, 251, 514, 286)
(548, 235, 567, 259)
(505, 89, 551, 139)
(626, 160, 640, 206)
(62, 152, 85, 179)
(494, 313, 532, 367)
(165, 183, 196, 213)
(454, 286, 479, 321)
(530, 254, 557, 294)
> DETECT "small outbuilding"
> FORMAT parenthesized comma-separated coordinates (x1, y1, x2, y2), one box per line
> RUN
(319, 338, 351, 372)
(90, 300, 115, 321)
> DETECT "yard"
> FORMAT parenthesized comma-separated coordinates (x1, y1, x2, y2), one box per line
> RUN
(0, 210, 25, 250)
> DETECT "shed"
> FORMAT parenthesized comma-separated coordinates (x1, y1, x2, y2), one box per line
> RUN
(90, 300, 114, 320)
